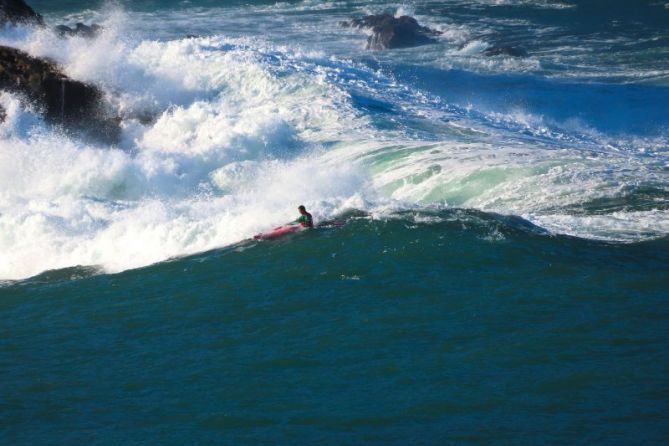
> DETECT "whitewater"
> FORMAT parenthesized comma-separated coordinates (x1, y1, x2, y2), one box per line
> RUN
(3, 2, 669, 445)
(1, 1, 668, 280)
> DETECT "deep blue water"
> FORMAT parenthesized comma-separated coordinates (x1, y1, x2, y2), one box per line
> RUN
(2, 0, 669, 444)
(3, 215, 669, 444)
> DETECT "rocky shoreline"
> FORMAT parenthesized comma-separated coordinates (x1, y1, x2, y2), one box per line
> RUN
(0, 0, 43, 27)
(0, 0, 116, 142)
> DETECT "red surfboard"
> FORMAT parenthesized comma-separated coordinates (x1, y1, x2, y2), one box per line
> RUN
(253, 224, 305, 240)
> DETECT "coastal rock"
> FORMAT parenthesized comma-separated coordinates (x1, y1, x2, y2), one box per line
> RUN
(0, 0, 43, 27)
(482, 46, 528, 58)
(0, 45, 120, 142)
(55, 22, 102, 39)
(342, 14, 441, 50)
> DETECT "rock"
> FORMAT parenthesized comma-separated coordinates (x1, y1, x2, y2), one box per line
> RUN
(0, 0, 43, 27)
(482, 46, 528, 58)
(55, 22, 102, 39)
(0, 103, 5, 122)
(343, 14, 441, 50)
(0, 45, 120, 143)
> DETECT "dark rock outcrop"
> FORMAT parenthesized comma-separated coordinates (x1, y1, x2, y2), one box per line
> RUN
(342, 14, 441, 50)
(0, 45, 120, 142)
(482, 45, 528, 58)
(0, 0, 43, 27)
(55, 23, 102, 39)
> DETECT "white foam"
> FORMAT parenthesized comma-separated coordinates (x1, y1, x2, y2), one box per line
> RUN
(477, 0, 575, 9)
(394, 5, 416, 18)
(529, 210, 669, 242)
(0, 18, 374, 280)
(0, 121, 372, 279)
(442, 50, 542, 73)
(455, 40, 491, 56)
(0, 92, 43, 138)
(341, 136, 669, 242)
(1, 6, 666, 281)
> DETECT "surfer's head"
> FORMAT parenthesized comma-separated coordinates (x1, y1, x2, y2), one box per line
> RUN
(298, 205, 306, 214)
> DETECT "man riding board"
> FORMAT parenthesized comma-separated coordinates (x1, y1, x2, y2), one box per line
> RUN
(293, 205, 313, 228)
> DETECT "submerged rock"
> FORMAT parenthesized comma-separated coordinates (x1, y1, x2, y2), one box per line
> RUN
(482, 45, 528, 58)
(342, 14, 441, 50)
(0, 0, 43, 27)
(0, 45, 120, 142)
(55, 22, 102, 39)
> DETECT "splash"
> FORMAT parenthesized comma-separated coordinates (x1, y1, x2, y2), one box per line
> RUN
(1, 4, 667, 280)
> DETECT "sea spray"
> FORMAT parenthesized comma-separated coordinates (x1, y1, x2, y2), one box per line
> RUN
(1, 2, 668, 281)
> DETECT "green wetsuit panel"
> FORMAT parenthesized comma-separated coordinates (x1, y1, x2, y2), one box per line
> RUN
(294, 214, 313, 227)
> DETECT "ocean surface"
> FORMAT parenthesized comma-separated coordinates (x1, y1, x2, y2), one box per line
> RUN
(1, 0, 668, 444)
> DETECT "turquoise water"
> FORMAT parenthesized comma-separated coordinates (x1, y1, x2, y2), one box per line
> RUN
(3, 215, 669, 444)
(2, 0, 669, 443)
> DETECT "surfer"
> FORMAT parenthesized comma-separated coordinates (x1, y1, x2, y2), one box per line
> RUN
(293, 205, 313, 228)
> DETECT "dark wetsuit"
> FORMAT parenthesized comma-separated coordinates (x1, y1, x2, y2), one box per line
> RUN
(294, 212, 313, 228)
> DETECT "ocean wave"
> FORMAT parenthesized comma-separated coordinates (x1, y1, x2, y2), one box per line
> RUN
(1, 3, 667, 280)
